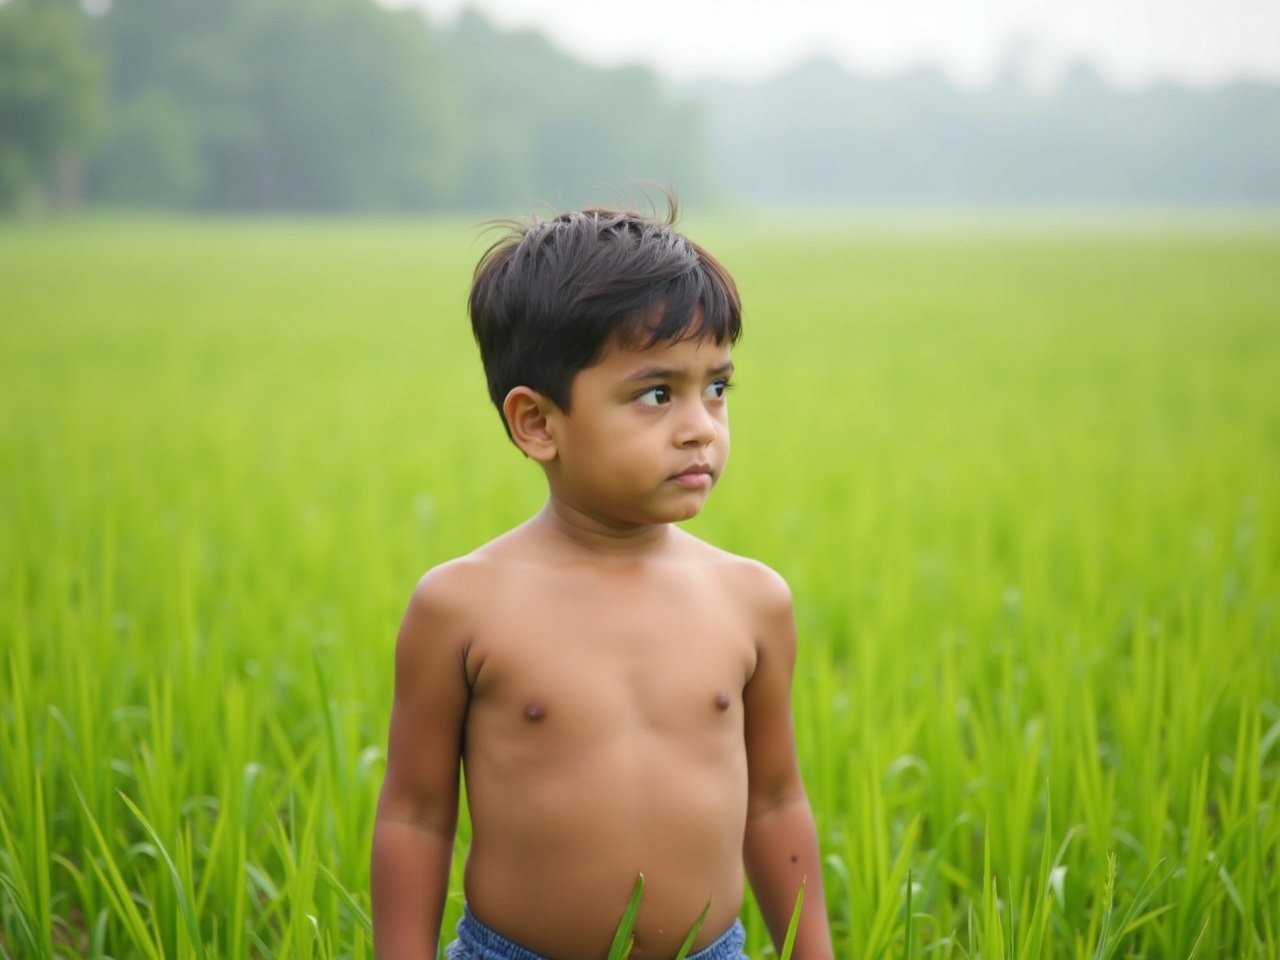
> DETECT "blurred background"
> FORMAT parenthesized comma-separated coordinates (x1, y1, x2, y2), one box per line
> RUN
(2, 0, 1279, 216)
(4, 4, 1280, 958)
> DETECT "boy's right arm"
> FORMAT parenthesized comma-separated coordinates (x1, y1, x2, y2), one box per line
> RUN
(371, 568, 472, 959)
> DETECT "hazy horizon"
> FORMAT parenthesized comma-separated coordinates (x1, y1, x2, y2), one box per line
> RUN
(385, 0, 1280, 92)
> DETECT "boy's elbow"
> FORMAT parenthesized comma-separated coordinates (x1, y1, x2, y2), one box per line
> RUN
(375, 807, 457, 842)
(745, 783, 810, 824)
(375, 773, 459, 841)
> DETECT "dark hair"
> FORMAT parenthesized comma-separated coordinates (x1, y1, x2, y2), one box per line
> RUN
(468, 202, 742, 437)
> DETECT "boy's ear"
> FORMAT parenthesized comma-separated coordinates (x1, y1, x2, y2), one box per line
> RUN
(503, 387, 558, 462)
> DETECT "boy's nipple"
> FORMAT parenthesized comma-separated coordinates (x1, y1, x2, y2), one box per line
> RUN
(523, 699, 548, 722)
(713, 691, 731, 711)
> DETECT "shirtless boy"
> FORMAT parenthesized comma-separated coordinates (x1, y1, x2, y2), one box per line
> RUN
(371, 206, 834, 960)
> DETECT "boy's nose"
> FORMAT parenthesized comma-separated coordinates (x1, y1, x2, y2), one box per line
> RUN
(676, 402, 718, 447)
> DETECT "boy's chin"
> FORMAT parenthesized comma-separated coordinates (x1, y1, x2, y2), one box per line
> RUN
(656, 497, 710, 524)
(610, 500, 707, 527)
(556, 485, 714, 527)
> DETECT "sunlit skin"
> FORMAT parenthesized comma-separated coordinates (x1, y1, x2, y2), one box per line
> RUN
(371, 334, 833, 959)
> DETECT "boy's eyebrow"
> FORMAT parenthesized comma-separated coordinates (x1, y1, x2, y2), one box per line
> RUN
(622, 360, 735, 383)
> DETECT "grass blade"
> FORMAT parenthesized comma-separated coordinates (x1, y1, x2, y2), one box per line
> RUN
(320, 864, 373, 936)
(119, 792, 207, 960)
(780, 878, 806, 960)
(607, 873, 645, 960)
(673, 898, 713, 960)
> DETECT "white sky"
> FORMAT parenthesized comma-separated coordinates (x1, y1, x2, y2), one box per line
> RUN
(389, 0, 1280, 90)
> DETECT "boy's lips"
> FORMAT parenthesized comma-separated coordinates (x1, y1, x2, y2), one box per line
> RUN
(670, 463, 714, 488)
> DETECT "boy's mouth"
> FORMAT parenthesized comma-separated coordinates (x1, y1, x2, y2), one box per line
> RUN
(670, 463, 714, 488)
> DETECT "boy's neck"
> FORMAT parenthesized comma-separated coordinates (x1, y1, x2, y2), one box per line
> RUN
(532, 499, 676, 560)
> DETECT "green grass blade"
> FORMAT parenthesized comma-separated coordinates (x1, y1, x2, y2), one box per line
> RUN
(72, 781, 164, 960)
(673, 898, 713, 960)
(780, 878, 806, 960)
(607, 873, 645, 960)
(904, 868, 914, 960)
(119, 792, 207, 960)
(319, 864, 373, 936)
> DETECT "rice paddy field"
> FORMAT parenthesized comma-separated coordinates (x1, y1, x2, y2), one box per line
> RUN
(1, 212, 1278, 959)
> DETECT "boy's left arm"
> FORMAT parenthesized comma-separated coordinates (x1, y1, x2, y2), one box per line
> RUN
(741, 566, 835, 959)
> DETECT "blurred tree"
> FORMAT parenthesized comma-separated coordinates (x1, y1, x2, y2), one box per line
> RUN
(439, 9, 713, 211)
(19, 0, 714, 212)
(85, 0, 247, 206)
(213, 0, 458, 210)
(87, 0, 457, 210)
(0, 0, 102, 212)
(696, 55, 1280, 204)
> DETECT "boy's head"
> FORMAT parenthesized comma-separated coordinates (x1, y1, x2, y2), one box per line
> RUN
(469, 203, 741, 439)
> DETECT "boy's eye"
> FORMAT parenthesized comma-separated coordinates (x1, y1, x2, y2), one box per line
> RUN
(705, 379, 730, 400)
(637, 385, 672, 406)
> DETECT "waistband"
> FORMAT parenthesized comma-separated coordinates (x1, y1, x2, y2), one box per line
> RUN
(453, 904, 747, 960)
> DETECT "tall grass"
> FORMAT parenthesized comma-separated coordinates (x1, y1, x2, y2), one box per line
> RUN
(1, 214, 1277, 958)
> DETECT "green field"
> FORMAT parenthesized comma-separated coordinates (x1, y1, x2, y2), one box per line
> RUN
(2, 214, 1278, 958)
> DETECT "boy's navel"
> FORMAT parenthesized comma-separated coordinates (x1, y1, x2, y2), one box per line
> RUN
(523, 699, 548, 722)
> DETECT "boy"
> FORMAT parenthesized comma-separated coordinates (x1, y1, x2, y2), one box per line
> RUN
(371, 206, 834, 960)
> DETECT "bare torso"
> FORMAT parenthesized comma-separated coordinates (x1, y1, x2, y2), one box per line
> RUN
(453, 527, 760, 959)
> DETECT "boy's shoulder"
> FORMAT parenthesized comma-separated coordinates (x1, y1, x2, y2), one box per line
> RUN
(400, 524, 549, 626)
(670, 529, 795, 618)
(678, 529, 787, 576)
(403, 544, 512, 614)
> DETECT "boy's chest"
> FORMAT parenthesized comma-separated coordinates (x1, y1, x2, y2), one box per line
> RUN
(463, 572, 758, 736)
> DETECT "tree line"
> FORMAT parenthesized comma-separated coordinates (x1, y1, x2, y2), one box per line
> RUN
(695, 57, 1280, 204)
(2, 0, 1277, 214)
(0, 0, 710, 213)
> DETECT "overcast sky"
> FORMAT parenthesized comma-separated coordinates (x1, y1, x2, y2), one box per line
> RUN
(391, 0, 1280, 90)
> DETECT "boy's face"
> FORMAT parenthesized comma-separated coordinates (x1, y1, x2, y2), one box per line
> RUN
(544, 332, 733, 528)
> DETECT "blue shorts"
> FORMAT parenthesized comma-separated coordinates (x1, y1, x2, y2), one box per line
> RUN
(445, 903, 748, 960)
